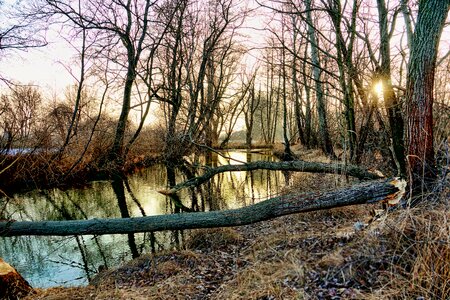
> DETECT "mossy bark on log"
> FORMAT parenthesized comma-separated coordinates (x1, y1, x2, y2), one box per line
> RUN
(0, 179, 403, 237)
(0, 258, 34, 299)
(159, 160, 382, 196)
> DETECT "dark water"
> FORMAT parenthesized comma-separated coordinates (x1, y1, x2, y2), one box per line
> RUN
(0, 150, 286, 287)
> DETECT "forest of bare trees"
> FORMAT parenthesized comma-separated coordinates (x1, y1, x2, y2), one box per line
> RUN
(3, 0, 450, 202)
(0, 0, 449, 199)
(0, 0, 449, 298)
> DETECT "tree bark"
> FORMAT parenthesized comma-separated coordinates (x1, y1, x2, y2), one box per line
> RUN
(0, 258, 34, 299)
(0, 179, 402, 237)
(406, 0, 449, 194)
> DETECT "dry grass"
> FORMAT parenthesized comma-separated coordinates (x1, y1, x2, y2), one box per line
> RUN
(318, 181, 450, 299)
(409, 211, 450, 298)
(366, 205, 450, 299)
(185, 228, 243, 251)
(213, 261, 303, 300)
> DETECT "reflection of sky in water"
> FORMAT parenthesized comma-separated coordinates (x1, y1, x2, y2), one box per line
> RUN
(0, 151, 284, 288)
(1, 236, 87, 287)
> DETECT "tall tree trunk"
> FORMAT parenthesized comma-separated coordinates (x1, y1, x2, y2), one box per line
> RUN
(302, 45, 313, 148)
(305, 0, 334, 157)
(406, 0, 449, 195)
(327, 0, 357, 161)
(107, 0, 153, 168)
(377, 0, 407, 177)
(291, 18, 307, 147)
(164, 4, 185, 161)
(245, 85, 258, 149)
(109, 58, 136, 166)
(281, 37, 292, 158)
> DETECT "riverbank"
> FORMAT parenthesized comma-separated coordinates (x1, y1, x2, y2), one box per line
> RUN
(0, 151, 162, 196)
(0, 143, 277, 196)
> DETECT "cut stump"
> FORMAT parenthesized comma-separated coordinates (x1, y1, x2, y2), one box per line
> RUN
(0, 258, 34, 299)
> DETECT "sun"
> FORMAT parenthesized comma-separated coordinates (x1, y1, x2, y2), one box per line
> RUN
(373, 81, 384, 97)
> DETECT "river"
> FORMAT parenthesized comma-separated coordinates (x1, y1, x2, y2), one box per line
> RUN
(0, 150, 287, 288)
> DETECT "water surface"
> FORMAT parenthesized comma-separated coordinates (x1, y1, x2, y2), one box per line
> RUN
(0, 150, 286, 287)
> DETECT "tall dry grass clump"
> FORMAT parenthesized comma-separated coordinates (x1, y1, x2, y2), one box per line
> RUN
(357, 177, 450, 298)
(408, 210, 450, 298)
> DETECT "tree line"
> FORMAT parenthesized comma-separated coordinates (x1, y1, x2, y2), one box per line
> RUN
(0, 0, 448, 196)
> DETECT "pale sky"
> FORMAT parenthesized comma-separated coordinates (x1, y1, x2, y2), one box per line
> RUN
(0, 0, 78, 94)
(1, 44, 76, 93)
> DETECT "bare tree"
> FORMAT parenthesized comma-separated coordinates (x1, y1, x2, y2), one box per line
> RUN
(35, 0, 169, 168)
(289, 13, 311, 147)
(376, 0, 406, 176)
(260, 44, 280, 145)
(0, 86, 42, 151)
(0, 4, 45, 52)
(305, 0, 335, 157)
(59, 26, 88, 154)
(0, 1, 46, 85)
(156, 0, 243, 160)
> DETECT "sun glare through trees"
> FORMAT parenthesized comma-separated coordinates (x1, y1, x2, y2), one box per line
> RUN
(373, 80, 384, 98)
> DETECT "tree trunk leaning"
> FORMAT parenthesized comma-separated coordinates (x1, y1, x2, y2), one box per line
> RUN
(0, 179, 403, 237)
(0, 258, 34, 299)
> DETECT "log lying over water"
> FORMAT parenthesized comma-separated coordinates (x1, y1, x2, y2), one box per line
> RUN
(0, 179, 404, 237)
(159, 160, 382, 196)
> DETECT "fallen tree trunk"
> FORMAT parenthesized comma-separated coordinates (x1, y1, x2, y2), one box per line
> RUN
(0, 179, 404, 237)
(159, 160, 382, 196)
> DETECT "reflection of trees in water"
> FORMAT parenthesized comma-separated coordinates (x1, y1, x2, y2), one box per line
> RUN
(123, 178, 158, 254)
(0, 236, 79, 286)
(39, 190, 108, 281)
(111, 176, 139, 259)
(1, 193, 116, 286)
(1, 150, 285, 286)
(174, 150, 286, 211)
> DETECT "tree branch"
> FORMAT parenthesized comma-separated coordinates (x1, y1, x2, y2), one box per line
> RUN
(159, 160, 383, 196)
